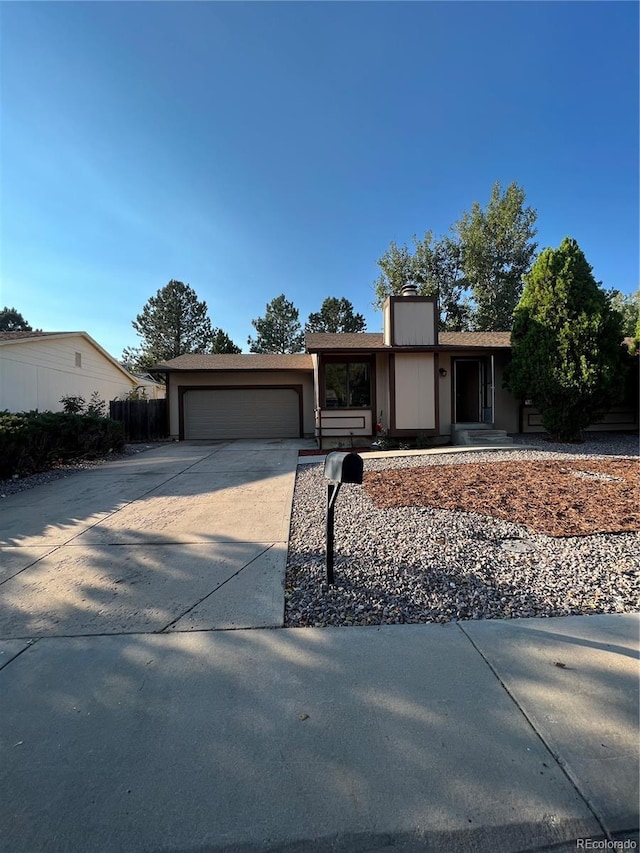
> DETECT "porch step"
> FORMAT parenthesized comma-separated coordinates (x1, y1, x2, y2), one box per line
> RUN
(453, 429, 513, 447)
(453, 423, 494, 431)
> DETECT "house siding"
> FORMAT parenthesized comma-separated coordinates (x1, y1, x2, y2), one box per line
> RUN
(375, 353, 390, 431)
(393, 301, 436, 346)
(437, 353, 453, 436)
(521, 405, 638, 433)
(0, 337, 137, 412)
(393, 353, 436, 430)
(492, 353, 519, 432)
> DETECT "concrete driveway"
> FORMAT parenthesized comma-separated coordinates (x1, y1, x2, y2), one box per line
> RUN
(0, 441, 637, 852)
(0, 439, 310, 638)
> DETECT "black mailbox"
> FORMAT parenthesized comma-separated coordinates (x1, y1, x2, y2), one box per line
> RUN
(323, 452, 363, 485)
(322, 451, 363, 585)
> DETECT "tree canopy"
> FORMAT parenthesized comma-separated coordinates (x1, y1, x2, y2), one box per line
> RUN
(374, 233, 471, 331)
(305, 297, 366, 333)
(373, 181, 537, 332)
(211, 328, 241, 354)
(507, 237, 626, 441)
(122, 280, 239, 371)
(248, 294, 304, 354)
(0, 307, 32, 332)
(456, 181, 538, 331)
(608, 289, 639, 338)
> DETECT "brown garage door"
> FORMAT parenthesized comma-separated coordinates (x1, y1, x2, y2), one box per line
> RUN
(183, 388, 301, 439)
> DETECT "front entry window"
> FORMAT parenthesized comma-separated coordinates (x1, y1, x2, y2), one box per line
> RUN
(324, 362, 371, 408)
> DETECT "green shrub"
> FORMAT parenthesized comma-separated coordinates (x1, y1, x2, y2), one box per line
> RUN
(0, 410, 125, 478)
(60, 392, 107, 417)
(59, 395, 87, 415)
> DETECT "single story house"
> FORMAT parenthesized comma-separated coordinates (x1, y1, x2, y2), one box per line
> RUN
(0, 331, 164, 413)
(154, 288, 638, 446)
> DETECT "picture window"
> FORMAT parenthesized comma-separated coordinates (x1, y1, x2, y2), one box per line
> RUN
(324, 362, 371, 408)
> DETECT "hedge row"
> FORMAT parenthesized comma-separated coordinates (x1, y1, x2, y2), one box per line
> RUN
(0, 411, 125, 479)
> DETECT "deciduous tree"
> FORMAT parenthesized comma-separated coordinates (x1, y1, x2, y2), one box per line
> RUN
(608, 289, 639, 338)
(373, 233, 471, 331)
(507, 238, 626, 441)
(248, 294, 304, 353)
(456, 181, 538, 331)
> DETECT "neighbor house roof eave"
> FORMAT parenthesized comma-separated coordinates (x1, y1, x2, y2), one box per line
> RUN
(0, 330, 139, 384)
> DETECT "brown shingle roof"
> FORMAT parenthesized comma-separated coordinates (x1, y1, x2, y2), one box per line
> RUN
(155, 353, 314, 371)
(305, 333, 386, 350)
(305, 331, 513, 351)
(440, 331, 512, 348)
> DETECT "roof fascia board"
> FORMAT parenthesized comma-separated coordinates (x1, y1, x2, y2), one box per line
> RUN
(308, 345, 511, 354)
(156, 366, 314, 373)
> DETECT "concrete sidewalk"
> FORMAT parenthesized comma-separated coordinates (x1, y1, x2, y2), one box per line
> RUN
(0, 439, 311, 637)
(0, 614, 637, 852)
(1, 442, 637, 851)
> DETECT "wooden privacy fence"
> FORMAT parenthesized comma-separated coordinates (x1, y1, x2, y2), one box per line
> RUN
(109, 399, 167, 441)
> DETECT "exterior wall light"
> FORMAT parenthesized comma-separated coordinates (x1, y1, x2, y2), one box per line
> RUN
(439, 367, 448, 377)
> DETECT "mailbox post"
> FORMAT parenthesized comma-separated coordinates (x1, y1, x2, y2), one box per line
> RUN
(323, 451, 363, 585)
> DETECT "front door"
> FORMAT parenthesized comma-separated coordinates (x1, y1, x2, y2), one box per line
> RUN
(454, 359, 481, 423)
(454, 358, 494, 424)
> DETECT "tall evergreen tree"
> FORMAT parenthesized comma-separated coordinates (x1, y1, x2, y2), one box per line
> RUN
(456, 181, 538, 331)
(122, 280, 238, 370)
(305, 297, 366, 333)
(507, 237, 626, 441)
(248, 294, 304, 353)
(211, 327, 242, 354)
(0, 307, 32, 332)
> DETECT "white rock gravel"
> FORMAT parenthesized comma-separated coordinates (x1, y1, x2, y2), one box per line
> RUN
(285, 434, 639, 627)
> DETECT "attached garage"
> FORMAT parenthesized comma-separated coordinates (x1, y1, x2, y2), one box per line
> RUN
(183, 386, 302, 440)
(154, 353, 315, 441)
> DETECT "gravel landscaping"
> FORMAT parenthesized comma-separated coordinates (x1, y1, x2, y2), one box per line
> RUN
(285, 433, 640, 627)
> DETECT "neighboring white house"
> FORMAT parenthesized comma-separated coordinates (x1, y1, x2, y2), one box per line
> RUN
(0, 331, 165, 412)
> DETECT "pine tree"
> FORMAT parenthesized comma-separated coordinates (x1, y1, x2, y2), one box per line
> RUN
(305, 297, 366, 333)
(248, 294, 304, 353)
(0, 307, 32, 332)
(211, 328, 241, 354)
(122, 280, 238, 370)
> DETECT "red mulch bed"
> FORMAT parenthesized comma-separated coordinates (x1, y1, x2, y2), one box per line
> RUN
(364, 458, 639, 537)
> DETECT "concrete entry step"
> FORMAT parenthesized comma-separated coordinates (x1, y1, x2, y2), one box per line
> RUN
(452, 427, 513, 446)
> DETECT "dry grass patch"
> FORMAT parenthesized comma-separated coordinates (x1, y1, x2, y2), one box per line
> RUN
(364, 458, 639, 537)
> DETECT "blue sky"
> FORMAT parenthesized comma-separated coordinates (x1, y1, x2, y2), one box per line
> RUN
(1, 1, 638, 357)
